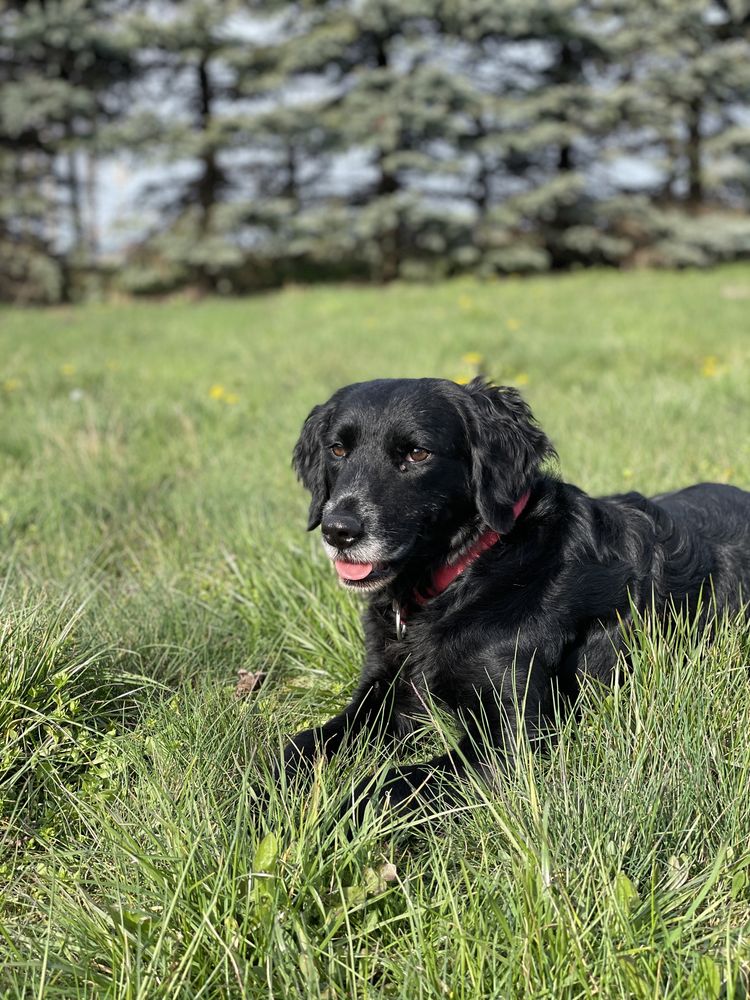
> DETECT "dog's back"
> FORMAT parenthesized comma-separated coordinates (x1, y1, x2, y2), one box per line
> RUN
(650, 482, 750, 611)
(652, 481, 750, 535)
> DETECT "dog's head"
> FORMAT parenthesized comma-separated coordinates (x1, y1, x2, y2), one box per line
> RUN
(292, 377, 553, 593)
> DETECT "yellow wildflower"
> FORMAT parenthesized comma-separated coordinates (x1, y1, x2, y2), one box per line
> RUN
(2, 378, 21, 393)
(457, 294, 474, 311)
(461, 352, 484, 367)
(61, 363, 76, 376)
(622, 468, 634, 480)
(701, 356, 719, 378)
(209, 384, 226, 400)
(452, 375, 470, 385)
(513, 372, 530, 386)
(506, 318, 520, 331)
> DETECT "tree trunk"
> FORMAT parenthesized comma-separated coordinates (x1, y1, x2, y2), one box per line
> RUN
(558, 142, 572, 173)
(282, 142, 298, 208)
(556, 41, 576, 174)
(196, 57, 220, 234)
(685, 97, 703, 209)
(85, 149, 99, 259)
(374, 36, 400, 282)
(472, 117, 490, 216)
(65, 141, 85, 260)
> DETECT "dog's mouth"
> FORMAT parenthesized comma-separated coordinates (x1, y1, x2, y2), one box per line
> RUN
(324, 537, 415, 591)
(333, 559, 394, 589)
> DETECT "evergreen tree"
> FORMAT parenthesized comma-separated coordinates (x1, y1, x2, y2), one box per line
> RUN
(120, 0, 241, 291)
(0, 0, 137, 300)
(450, 0, 637, 269)
(121, 1, 324, 292)
(252, 0, 484, 280)
(626, 0, 750, 209)
(0, 148, 64, 304)
(589, 0, 750, 266)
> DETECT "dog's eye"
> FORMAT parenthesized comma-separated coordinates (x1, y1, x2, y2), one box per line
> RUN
(406, 447, 430, 464)
(330, 443, 348, 459)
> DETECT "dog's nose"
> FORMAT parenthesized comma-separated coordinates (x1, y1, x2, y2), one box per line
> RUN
(321, 511, 365, 549)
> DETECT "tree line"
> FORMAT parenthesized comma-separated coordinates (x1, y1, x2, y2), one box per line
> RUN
(2, 0, 749, 303)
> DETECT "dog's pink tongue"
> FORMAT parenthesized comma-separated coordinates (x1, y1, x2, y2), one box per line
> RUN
(335, 560, 373, 581)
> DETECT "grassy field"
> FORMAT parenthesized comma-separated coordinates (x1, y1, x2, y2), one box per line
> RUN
(1, 266, 750, 998)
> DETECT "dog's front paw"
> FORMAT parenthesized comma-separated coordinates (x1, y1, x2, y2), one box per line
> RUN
(376, 764, 441, 813)
(337, 773, 379, 827)
(339, 763, 455, 828)
(280, 727, 322, 785)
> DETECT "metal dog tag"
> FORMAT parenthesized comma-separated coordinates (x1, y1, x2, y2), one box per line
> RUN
(392, 600, 406, 640)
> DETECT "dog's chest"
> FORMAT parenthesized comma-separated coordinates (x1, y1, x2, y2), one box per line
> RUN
(381, 616, 447, 696)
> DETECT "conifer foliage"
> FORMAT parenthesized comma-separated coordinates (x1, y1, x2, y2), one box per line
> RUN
(1, 0, 749, 300)
(0, 0, 137, 301)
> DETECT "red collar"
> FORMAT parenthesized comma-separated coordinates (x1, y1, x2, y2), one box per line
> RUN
(394, 491, 530, 638)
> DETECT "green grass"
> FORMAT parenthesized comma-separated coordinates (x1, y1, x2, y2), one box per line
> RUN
(1, 266, 749, 998)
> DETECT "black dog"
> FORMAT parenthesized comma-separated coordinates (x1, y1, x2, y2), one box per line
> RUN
(283, 377, 750, 816)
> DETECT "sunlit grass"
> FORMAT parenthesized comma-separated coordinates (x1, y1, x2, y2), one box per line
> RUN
(1, 265, 749, 997)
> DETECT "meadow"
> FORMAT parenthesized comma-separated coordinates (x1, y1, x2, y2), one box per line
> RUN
(1, 266, 749, 998)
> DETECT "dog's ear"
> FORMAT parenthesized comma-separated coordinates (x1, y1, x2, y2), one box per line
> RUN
(460, 377, 554, 533)
(292, 401, 333, 530)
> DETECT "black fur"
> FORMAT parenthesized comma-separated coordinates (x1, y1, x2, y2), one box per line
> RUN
(283, 377, 750, 819)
